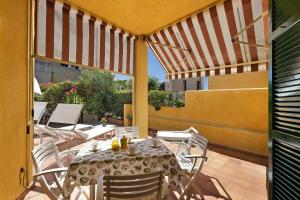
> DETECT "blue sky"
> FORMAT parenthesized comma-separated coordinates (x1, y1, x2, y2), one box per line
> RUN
(115, 48, 165, 82)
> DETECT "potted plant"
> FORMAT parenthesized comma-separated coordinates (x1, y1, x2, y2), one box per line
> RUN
(100, 117, 107, 127)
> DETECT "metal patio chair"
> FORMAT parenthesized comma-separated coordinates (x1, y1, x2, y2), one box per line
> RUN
(176, 133, 208, 200)
(102, 171, 164, 200)
(157, 127, 199, 156)
(116, 126, 139, 139)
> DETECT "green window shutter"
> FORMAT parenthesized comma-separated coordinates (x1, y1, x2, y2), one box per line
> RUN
(273, 140, 300, 199)
(272, 0, 292, 30)
(273, 21, 300, 136)
(270, 1, 300, 199)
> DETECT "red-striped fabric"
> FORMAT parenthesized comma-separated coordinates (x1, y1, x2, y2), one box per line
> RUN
(148, 0, 268, 80)
(35, 0, 135, 75)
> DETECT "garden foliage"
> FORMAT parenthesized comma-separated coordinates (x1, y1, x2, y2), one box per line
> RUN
(35, 70, 184, 119)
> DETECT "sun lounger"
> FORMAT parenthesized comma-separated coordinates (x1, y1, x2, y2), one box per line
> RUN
(34, 101, 56, 144)
(42, 103, 116, 142)
(36, 103, 91, 141)
(61, 124, 116, 140)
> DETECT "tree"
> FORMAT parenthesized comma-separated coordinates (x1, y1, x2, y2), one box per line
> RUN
(114, 80, 127, 91)
(125, 79, 132, 90)
(113, 79, 132, 91)
(148, 76, 159, 90)
(77, 70, 114, 119)
(159, 82, 165, 90)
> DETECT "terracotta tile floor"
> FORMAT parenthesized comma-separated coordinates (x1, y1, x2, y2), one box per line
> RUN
(24, 136, 268, 200)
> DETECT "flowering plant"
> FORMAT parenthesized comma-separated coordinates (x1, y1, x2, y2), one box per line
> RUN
(65, 85, 78, 103)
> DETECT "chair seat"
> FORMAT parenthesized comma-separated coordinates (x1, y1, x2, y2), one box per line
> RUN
(34, 124, 56, 136)
(57, 186, 90, 200)
(107, 193, 158, 200)
(156, 131, 192, 141)
(57, 124, 93, 131)
(176, 155, 194, 172)
(60, 124, 115, 140)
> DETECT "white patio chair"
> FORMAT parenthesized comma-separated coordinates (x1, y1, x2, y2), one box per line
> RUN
(156, 126, 198, 141)
(157, 127, 198, 156)
(176, 133, 208, 200)
(116, 126, 139, 139)
(32, 140, 89, 200)
(102, 171, 165, 200)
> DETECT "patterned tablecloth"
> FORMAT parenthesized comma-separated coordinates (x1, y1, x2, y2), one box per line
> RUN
(62, 139, 183, 197)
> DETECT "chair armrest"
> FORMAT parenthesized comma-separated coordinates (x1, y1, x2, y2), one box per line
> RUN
(184, 127, 199, 134)
(172, 141, 187, 144)
(34, 167, 68, 178)
(59, 149, 80, 157)
(184, 155, 208, 161)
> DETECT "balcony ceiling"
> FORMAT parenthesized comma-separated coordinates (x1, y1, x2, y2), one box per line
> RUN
(66, 0, 221, 34)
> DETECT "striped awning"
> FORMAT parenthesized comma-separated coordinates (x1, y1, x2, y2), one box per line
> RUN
(35, 0, 135, 75)
(146, 0, 268, 80)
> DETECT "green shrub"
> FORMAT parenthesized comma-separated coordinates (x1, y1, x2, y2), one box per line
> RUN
(35, 71, 183, 119)
(171, 98, 184, 107)
(112, 90, 132, 117)
(148, 90, 185, 110)
(39, 81, 76, 112)
(148, 90, 167, 110)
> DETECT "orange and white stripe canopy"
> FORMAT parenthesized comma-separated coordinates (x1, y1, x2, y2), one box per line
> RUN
(147, 0, 268, 80)
(35, 0, 135, 75)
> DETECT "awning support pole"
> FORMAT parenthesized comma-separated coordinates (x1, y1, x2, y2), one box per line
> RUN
(144, 37, 190, 52)
(232, 11, 268, 41)
(174, 53, 191, 69)
(133, 36, 148, 138)
(232, 40, 268, 49)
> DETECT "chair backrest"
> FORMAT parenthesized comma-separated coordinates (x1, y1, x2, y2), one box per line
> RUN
(116, 126, 139, 139)
(34, 101, 48, 124)
(47, 103, 83, 125)
(184, 127, 198, 134)
(32, 140, 64, 200)
(103, 171, 163, 200)
(32, 140, 63, 173)
(191, 133, 208, 171)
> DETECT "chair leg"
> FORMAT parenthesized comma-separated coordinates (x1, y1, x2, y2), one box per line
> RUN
(90, 183, 96, 200)
(178, 182, 192, 200)
(39, 132, 43, 144)
(191, 184, 205, 200)
(179, 173, 198, 200)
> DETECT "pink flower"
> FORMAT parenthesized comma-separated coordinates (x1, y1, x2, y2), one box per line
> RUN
(71, 85, 78, 92)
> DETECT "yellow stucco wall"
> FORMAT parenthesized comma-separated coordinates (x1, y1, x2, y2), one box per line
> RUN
(208, 71, 268, 90)
(0, 0, 31, 199)
(150, 89, 268, 156)
(124, 104, 133, 126)
(125, 88, 268, 156)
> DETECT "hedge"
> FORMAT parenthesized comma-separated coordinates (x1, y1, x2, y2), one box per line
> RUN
(35, 73, 184, 119)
